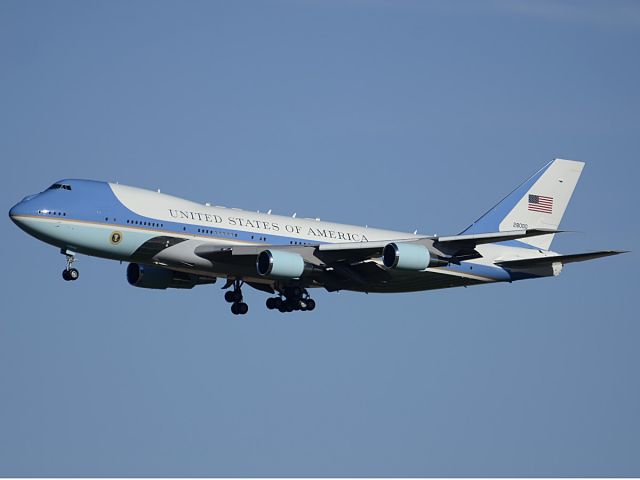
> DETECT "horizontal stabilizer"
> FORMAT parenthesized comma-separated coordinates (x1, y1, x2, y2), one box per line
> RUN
(496, 250, 628, 268)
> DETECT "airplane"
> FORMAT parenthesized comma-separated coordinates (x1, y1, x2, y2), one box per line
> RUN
(9, 158, 626, 315)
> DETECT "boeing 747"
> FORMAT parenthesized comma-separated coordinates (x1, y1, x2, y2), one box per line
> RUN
(9, 159, 625, 314)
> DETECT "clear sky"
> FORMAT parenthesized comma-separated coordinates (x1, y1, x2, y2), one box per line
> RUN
(1, 0, 638, 476)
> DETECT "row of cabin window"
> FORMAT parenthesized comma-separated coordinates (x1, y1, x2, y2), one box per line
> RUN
(197, 228, 239, 238)
(39, 210, 66, 216)
(196, 228, 270, 242)
(123, 219, 164, 228)
(106, 219, 276, 242)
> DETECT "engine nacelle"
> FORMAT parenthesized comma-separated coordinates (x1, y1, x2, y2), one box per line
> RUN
(256, 250, 305, 279)
(383, 242, 435, 270)
(126, 263, 215, 289)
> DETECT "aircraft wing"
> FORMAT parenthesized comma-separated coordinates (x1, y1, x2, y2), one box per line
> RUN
(193, 241, 388, 265)
(193, 228, 559, 265)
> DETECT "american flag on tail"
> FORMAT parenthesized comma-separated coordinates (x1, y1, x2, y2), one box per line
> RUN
(528, 194, 553, 214)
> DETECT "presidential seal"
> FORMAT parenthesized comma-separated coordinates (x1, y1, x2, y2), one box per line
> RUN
(110, 231, 123, 244)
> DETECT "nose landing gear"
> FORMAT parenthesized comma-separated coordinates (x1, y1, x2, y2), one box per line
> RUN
(61, 250, 79, 281)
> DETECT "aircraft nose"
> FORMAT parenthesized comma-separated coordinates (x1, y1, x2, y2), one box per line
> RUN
(9, 201, 23, 225)
(9, 197, 33, 226)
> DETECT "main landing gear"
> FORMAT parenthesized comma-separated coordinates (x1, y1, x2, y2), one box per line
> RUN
(266, 286, 316, 313)
(224, 280, 249, 315)
(223, 281, 317, 315)
(61, 250, 79, 281)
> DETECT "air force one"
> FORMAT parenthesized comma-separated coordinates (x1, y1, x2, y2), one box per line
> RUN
(9, 159, 625, 314)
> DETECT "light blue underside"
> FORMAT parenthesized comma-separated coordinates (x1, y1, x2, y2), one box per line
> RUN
(19, 217, 155, 259)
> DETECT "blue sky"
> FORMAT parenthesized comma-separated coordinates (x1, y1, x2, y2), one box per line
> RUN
(1, 0, 638, 476)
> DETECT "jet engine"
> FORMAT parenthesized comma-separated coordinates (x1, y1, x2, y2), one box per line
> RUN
(382, 242, 446, 270)
(126, 263, 215, 289)
(256, 250, 307, 279)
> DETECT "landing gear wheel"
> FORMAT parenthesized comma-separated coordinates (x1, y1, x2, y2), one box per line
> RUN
(225, 290, 243, 303)
(61, 250, 78, 282)
(274, 287, 316, 313)
(225, 280, 246, 311)
(62, 268, 79, 281)
(231, 302, 248, 315)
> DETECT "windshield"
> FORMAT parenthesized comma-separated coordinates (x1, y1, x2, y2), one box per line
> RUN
(47, 183, 72, 191)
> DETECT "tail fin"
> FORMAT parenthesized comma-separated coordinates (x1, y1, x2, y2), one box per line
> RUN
(461, 159, 585, 250)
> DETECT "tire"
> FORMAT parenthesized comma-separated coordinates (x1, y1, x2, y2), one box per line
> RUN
(231, 303, 240, 315)
(224, 291, 236, 303)
(62, 270, 71, 281)
(266, 298, 276, 310)
(278, 304, 287, 313)
(305, 299, 316, 311)
(68, 268, 79, 280)
(273, 297, 283, 309)
(238, 303, 249, 315)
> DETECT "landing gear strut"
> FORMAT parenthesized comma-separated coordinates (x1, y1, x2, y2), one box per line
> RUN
(61, 250, 79, 281)
(224, 279, 248, 315)
(266, 287, 316, 313)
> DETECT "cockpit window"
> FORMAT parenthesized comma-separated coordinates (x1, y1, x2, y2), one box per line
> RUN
(48, 183, 72, 191)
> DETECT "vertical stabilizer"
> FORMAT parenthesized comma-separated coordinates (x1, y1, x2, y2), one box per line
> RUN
(461, 159, 585, 250)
